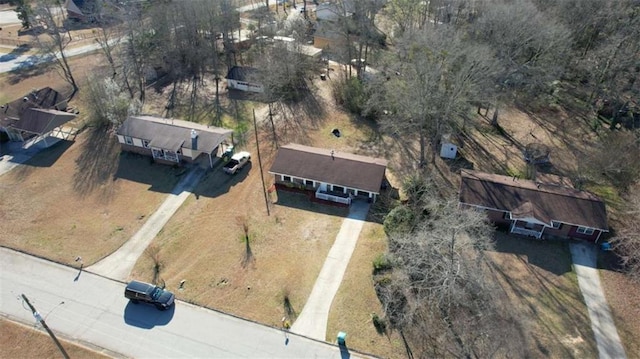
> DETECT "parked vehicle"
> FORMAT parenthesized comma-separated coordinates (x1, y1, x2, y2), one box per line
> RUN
(223, 151, 251, 174)
(124, 280, 175, 310)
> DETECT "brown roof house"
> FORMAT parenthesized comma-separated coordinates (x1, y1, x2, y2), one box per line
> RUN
(459, 170, 608, 242)
(116, 116, 232, 168)
(269, 143, 388, 205)
(1, 88, 75, 147)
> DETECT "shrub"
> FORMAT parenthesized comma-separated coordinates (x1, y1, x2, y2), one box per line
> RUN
(372, 253, 392, 274)
(383, 205, 415, 235)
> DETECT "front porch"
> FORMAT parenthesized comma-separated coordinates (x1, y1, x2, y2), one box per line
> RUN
(510, 220, 544, 239)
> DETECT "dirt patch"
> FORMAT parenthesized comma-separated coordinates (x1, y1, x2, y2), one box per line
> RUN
(0, 318, 111, 359)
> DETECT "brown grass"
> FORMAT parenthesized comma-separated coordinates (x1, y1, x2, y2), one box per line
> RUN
(327, 222, 405, 358)
(0, 318, 111, 359)
(486, 233, 597, 358)
(599, 266, 640, 356)
(0, 131, 181, 265)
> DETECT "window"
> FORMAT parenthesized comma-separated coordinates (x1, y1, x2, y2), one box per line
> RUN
(551, 221, 562, 229)
(125, 136, 133, 145)
(576, 227, 594, 235)
(332, 185, 344, 193)
(305, 180, 314, 186)
(283, 176, 291, 182)
(142, 140, 150, 148)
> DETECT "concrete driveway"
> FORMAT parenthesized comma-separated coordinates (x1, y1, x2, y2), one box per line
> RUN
(291, 200, 370, 341)
(570, 241, 626, 359)
(88, 167, 205, 281)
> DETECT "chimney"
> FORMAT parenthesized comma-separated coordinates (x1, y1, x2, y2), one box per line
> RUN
(191, 129, 198, 150)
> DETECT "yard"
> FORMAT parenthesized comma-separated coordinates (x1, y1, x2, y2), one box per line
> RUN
(1, 37, 639, 359)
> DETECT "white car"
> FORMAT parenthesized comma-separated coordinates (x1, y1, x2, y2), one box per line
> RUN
(223, 151, 251, 175)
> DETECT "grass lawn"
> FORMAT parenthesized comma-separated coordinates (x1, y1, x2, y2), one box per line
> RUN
(486, 234, 598, 358)
(327, 222, 405, 358)
(0, 129, 181, 266)
(0, 318, 111, 359)
(599, 254, 640, 357)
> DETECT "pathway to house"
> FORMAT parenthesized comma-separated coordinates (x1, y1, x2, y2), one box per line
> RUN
(570, 242, 626, 359)
(291, 200, 370, 341)
(87, 167, 205, 281)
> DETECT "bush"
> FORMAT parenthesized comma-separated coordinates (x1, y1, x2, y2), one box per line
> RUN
(372, 253, 392, 274)
(383, 205, 415, 235)
(331, 77, 368, 115)
(371, 313, 387, 334)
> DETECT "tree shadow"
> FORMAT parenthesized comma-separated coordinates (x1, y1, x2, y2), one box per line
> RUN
(5, 55, 55, 85)
(72, 126, 121, 198)
(272, 190, 349, 219)
(241, 237, 255, 269)
(0, 44, 31, 63)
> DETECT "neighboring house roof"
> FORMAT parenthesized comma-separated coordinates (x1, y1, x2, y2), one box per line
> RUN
(65, 0, 85, 17)
(314, 22, 345, 42)
(117, 116, 232, 153)
(459, 170, 608, 230)
(269, 143, 388, 193)
(0, 108, 76, 135)
(1, 87, 67, 121)
(226, 66, 259, 82)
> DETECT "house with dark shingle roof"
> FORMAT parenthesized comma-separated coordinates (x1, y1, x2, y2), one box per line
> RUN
(1, 88, 75, 146)
(269, 143, 387, 205)
(459, 170, 608, 242)
(116, 116, 232, 168)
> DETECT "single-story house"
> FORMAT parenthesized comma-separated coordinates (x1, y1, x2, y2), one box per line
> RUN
(116, 116, 232, 168)
(1, 108, 77, 146)
(459, 170, 608, 242)
(269, 143, 388, 205)
(226, 66, 264, 93)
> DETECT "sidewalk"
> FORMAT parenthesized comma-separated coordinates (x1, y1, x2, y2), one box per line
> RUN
(291, 200, 370, 341)
(87, 166, 205, 281)
(570, 241, 626, 359)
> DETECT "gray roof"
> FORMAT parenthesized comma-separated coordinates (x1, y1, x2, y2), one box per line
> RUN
(117, 116, 232, 153)
(459, 170, 608, 230)
(0, 108, 76, 135)
(269, 143, 387, 193)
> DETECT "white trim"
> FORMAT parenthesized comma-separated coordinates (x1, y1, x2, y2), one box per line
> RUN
(576, 226, 595, 235)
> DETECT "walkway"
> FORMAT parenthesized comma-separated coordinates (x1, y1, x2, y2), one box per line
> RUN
(87, 167, 205, 281)
(291, 200, 370, 341)
(570, 242, 626, 359)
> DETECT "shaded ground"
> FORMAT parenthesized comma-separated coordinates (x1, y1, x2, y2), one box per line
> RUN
(486, 233, 597, 358)
(599, 251, 640, 357)
(0, 130, 181, 266)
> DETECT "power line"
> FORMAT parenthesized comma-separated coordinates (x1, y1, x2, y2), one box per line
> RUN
(21, 294, 70, 359)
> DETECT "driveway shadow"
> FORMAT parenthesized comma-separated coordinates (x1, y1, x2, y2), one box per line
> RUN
(123, 301, 175, 329)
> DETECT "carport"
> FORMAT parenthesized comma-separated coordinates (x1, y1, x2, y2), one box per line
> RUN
(0, 108, 78, 147)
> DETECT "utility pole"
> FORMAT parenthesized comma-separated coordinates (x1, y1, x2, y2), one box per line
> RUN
(253, 109, 271, 216)
(268, 102, 278, 148)
(21, 294, 70, 359)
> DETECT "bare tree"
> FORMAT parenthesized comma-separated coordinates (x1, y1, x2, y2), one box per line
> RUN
(381, 193, 525, 357)
(31, 0, 79, 98)
(471, 0, 571, 125)
(83, 75, 142, 128)
(372, 26, 496, 164)
(611, 190, 640, 282)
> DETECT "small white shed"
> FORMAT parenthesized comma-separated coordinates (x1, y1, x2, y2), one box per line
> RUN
(440, 142, 458, 159)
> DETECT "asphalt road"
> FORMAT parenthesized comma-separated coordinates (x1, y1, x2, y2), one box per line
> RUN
(0, 247, 367, 358)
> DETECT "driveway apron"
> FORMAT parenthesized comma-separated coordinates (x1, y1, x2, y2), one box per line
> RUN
(291, 200, 370, 341)
(570, 241, 626, 359)
(87, 167, 205, 281)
